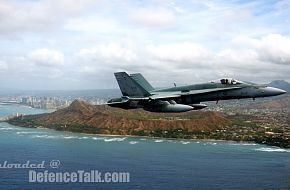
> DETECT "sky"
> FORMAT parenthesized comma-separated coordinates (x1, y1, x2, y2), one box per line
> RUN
(0, 0, 290, 90)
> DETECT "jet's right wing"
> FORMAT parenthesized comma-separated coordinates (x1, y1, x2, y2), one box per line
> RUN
(182, 86, 242, 96)
(130, 86, 243, 101)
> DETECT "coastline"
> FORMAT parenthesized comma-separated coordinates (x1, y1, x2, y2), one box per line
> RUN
(5, 121, 288, 149)
(6, 100, 289, 149)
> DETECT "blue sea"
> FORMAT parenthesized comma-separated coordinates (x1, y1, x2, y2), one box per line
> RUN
(0, 104, 289, 190)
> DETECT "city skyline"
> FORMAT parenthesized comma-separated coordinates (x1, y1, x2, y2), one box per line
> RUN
(0, 0, 290, 90)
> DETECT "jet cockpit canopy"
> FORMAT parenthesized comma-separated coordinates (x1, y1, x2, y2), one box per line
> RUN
(210, 78, 244, 85)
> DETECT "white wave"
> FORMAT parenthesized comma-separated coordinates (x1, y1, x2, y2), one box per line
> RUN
(104, 137, 126, 142)
(202, 142, 217, 146)
(181, 141, 190, 145)
(140, 138, 147, 141)
(205, 142, 217, 145)
(0, 127, 20, 131)
(129, 141, 139, 145)
(16, 131, 44, 135)
(78, 137, 89, 139)
(254, 148, 290, 153)
(195, 141, 200, 144)
(154, 139, 164, 143)
(92, 137, 105, 140)
(63, 136, 77, 139)
(31, 135, 57, 139)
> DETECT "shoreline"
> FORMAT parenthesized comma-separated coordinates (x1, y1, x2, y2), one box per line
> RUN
(5, 99, 289, 149)
(4, 121, 289, 149)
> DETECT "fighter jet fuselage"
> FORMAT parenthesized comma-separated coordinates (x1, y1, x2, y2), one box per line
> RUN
(108, 72, 286, 112)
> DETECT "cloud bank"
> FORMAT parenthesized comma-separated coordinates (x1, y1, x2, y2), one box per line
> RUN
(0, 0, 289, 90)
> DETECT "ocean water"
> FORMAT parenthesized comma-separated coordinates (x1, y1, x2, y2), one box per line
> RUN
(0, 105, 289, 190)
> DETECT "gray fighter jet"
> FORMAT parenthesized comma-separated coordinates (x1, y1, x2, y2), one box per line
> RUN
(107, 72, 286, 112)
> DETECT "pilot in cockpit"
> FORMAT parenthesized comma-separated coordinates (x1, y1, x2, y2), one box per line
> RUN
(211, 78, 242, 85)
(220, 78, 237, 85)
(220, 79, 228, 84)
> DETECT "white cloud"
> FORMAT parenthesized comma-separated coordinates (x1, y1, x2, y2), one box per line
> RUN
(69, 35, 290, 86)
(218, 49, 258, 65)
(258, 34, 290, 65)
(64, 17, 118, 32)
(30, 49, 64, 66)
(140, 34, 290, 83)
(0, 1, 290, 89)
(130, 8, 176, 27)
(231, 35, 260, 48)
(231, 34, 290, 65)
(0, 60, 7, 71)
(0, 0, 99, 35)
(77, 43, 138, 64)
(146, 42, 214, 65)
(169, 2, 185, 13)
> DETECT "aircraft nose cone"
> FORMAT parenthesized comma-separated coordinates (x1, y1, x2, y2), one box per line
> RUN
(264, 87, 287, 96)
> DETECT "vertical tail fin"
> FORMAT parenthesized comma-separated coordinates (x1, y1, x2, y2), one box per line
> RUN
(130, 73, 154, 92)
(114, 72, 151, 97)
